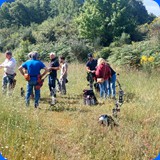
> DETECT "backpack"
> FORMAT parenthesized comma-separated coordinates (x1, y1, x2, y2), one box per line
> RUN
(83, 89, 98, 106)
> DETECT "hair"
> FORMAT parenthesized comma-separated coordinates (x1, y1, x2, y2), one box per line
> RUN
(31, 51, 39, 60)
(60, 56, 65, 60)
(97, 58, 106, 66)
(5, 51, 12, 56)
(49, 52, 56, 56)
(28, 52, 33, 59)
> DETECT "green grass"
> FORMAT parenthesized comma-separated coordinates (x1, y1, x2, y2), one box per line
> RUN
(0, 60, 159, 160)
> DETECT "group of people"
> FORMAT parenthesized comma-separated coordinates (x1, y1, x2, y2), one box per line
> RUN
(86, 53, 116, 99)
(0, 51, 68, 108)
(0, 50, 116, 108)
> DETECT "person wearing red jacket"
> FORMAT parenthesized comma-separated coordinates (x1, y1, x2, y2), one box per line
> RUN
(95, 58, 111, 99)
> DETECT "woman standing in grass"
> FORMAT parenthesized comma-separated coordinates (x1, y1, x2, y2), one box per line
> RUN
(95, 58, 111, 99)
(107, 63, 116, 99)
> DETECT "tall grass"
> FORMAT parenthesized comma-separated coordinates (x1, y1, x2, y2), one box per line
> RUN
(0, 59, 159, 160)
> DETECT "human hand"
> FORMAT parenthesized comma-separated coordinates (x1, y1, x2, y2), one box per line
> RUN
(47, 67, 52, 72)
(0, 65, 3, 69)
(91, 70, 95, 73)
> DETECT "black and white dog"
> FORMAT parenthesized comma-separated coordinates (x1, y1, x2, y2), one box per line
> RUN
(98, 114, 118, 129)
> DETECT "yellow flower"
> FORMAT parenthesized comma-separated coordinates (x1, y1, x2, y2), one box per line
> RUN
(148, 56, 154, 62)
(141, 55, 148, 64)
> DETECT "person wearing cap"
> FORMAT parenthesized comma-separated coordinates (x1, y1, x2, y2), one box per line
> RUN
(18, 51, 48, 108)
(0, 51, 16, 94)
(48, 52, 60, 101)
(86, 53, 97, 89)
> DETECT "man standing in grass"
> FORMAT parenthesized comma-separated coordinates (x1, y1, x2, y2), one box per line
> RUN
(18, 51, 48, 108)
(86, 53, 97, 89)
(48, 52, 60, 103)
(0, 51, 16, 94)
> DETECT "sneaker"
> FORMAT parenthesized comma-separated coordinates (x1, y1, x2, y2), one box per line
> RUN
(34, 103, 39, 108)
(51, 97, 56, 105)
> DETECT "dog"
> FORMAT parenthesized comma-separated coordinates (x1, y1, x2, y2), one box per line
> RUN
(98, 114, 118, 129)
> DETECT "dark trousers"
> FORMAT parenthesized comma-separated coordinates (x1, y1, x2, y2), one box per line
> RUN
(48, 75, 56, 97)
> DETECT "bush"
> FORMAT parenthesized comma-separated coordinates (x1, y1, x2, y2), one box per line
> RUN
(14, 40, 30, 62)
(97, 47, 111, 59)
(70, 40, 91, 62)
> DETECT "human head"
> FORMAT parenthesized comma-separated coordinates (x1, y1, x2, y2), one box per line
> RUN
(5, 51, 12, 60)
(49, 52, 56, 60)
(28, 52, 33, 59)
(88, 53, 93, 60)
(30, 51, 39, 60)
(97, 58, 106, 66)
(59, 56, 65, 63)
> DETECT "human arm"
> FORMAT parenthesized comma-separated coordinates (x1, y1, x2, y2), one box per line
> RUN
(95, 65, 102, 78)
(41, 67, 48, 78)
(48, 66, 59, 71)
(18, 65, 25, 76)
(1, 60, 16, 69)
(48, 60, 60, 71)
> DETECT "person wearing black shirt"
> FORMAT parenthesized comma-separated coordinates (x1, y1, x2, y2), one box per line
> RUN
(48, 52, 60, 98)
(86, 53, 97, 89)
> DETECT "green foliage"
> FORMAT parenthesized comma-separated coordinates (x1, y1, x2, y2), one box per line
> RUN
(97, 47, 111, 59)
(108, 40, 160, 72)
(75, 0, 105, 40)
(14, 40, 30, 62)
(148, 17, 160, 45)
(110, 32, 131, 47)
(76, 0, 152, 45)
(70, 39, 91, 62)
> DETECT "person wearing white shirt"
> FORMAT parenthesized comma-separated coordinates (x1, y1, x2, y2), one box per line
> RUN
(59, 56, 68, 95)
(0, 51, 16, 94)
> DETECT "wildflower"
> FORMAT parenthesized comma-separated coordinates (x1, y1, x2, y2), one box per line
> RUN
(141, 55, 148, 64)
(148, 56, 154, 62)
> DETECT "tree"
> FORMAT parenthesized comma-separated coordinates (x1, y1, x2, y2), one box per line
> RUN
(76, 0, 152, 46)
(9, 2, 30, 26)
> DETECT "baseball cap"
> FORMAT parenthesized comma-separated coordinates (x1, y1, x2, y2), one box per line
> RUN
(88, 53, 93, 58)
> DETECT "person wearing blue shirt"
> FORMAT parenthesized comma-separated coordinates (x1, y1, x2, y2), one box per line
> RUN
(18, 51, 48, 108)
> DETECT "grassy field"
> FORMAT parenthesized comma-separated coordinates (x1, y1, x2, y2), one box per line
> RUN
(0, 54, 159, 160)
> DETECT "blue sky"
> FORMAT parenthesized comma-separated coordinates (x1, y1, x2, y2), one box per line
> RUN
(143, 0, 160, 16)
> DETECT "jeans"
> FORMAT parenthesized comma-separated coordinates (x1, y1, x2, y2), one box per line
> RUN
(2, 74, 14, 94)
(26, 81, 40, 107)
(99, 79, 109, 98)
(60, 76, 67, 95)
(48, 75, 56, 97)
(108, 74, 116, 97)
